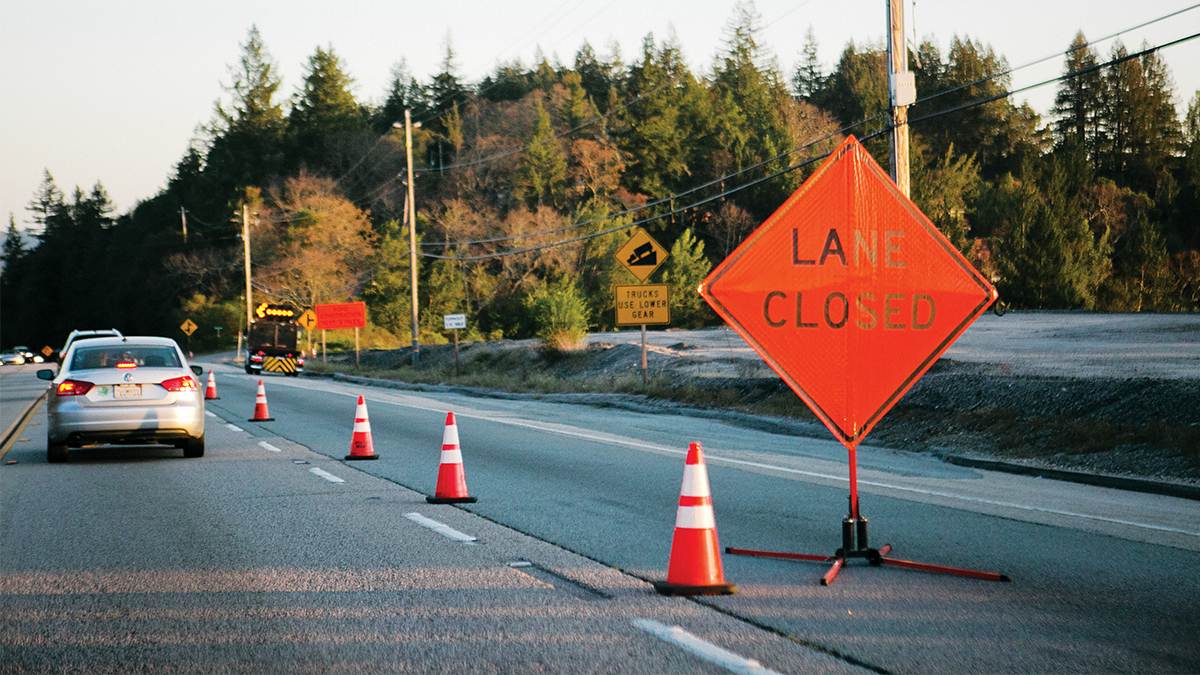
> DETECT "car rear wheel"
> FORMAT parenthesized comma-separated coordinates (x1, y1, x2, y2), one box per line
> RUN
(47, 443, 68, 463)
(182, 434, 205, 458)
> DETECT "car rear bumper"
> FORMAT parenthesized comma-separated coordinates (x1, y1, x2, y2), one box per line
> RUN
(47, 405, 204, 446)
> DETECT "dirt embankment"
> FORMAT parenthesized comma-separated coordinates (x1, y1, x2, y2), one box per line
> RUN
(319, 335, 1200, 485)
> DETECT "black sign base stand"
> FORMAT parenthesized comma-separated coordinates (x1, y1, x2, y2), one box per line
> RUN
(727, 497, 1010, 586)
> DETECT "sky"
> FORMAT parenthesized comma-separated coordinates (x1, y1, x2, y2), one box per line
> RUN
(1, 0, 1198, 237)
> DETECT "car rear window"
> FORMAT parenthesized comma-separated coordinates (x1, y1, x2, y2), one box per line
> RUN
(70, 346, 181, 370)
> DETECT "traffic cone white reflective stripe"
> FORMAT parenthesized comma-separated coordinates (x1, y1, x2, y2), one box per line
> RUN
(654, 442, 736, 596)
(204, 370, 219, 400)
(427, 411, 476, 503)
(345, 395, 378, 460)
(249, 380, 274, 422)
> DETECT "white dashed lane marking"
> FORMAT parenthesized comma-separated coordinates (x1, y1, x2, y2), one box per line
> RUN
(404, 513, 477, 543)
(309, 467, 345, 483)
(631, 619, 782, 675)
(258, 441, 282, 453)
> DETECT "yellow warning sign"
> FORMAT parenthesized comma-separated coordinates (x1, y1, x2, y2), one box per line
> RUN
(180, 319, 198, 336)
(615, 284, 670, 325)
(298, 310, 318, 331)
(615, 228, 669, 282)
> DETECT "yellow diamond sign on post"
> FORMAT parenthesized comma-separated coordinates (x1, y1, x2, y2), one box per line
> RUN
(615, 227, 669, 282)
(180, 319, 198, 336)
(298, 310, 318, 331)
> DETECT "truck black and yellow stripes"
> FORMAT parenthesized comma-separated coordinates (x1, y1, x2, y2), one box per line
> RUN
(262, 356, 299, 374)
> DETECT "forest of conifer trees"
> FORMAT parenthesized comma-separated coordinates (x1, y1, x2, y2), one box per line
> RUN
(3, 3, 1198, 351)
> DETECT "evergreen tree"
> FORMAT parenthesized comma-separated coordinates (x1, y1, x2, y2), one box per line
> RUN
(288, 45, 368, 172)
(660, 228, 713, 327)
(207, 26, 287, 191)
(1100, 42, 1182, 193)
(792, 26, 825, 101)
(574, 41, 623, 112)
(514, 98, 568, 207)
(428, 38, 471, 135)
(1, 215, 25, 272)
(375, 59, 426, 132)
(1052, 32, 1105, 163)
(710, 0, 799, 214)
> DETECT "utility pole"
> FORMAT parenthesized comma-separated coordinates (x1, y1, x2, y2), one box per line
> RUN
(243, 204, 252, 340)
(405, 109, 420, 365)
(887, 0, 915, 197)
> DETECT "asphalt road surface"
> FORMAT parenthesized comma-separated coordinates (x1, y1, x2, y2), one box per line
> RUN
(4, 353, 1197, 673)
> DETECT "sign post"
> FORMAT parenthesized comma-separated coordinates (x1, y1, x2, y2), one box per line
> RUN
(615, 228, 670, 382)
(700, 136, 1007, 585)
(444, 314, 466, 376)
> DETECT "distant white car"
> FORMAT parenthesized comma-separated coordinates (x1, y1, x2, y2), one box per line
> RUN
(12, 346, 43, 363)
(38, 336, 205, 462)
(1, 351, 26, 365)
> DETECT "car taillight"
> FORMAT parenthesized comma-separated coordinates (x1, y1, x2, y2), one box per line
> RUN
(56, 380, 94, 396)
(160, 376, 198, 392)
(116, 361, 137, 369)
(298, 358, 305, 366)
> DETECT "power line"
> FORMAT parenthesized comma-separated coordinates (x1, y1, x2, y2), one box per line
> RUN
(415, 29, 1200, 263)
(910, 3, 1200, 109)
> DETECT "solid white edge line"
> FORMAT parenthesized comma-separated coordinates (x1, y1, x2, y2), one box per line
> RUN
(258, 441, 282, 453)
(225, 423, 243, 432)
(404, 512, 477, 543)
(260, 379, 1200, 538)
(631, 619, 782, 675)
(309, 467, 345, 483)
(204, 411, 217, 418)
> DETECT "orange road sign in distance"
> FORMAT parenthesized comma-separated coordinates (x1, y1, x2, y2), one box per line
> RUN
(314, 302, 367, 330)
(180, 319, 198, 336)
(700, 135, 996, 446)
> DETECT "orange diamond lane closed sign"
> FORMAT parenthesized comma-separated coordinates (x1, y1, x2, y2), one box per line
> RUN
(700, 136, 996, 445)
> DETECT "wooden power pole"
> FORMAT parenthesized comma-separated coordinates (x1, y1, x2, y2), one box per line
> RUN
(887, 0, 915, 197)
(405, 109, 420, 365)
(243, 204, 253, 340)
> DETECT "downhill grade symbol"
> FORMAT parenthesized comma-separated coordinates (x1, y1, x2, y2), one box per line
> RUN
(700, 136, 996, 446)
(615, 228, 669, 282)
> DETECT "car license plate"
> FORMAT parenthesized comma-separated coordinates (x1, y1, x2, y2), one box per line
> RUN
(114, 384, 142, 399)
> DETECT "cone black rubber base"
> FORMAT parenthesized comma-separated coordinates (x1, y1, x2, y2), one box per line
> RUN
(344, 454, 379, 461)
(652, 581, 737, 597)
(426, 496, 478, 504)
(248, 418, 274, 422)
(205, 397, 220, 400)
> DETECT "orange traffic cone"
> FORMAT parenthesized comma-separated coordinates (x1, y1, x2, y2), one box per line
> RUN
(248, 380, 274, 422)
(426, 412, 476, 504)
(204, 370, 219, 400)
(344, 395, 378, 461)
(653, 442, 737, 596)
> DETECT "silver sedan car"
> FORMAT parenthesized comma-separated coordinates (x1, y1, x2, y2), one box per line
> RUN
(38, 336, 206, 462)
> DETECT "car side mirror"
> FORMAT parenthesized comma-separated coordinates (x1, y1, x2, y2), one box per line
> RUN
(191, 365, 204, 377)
(37, 369, 55, 381)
